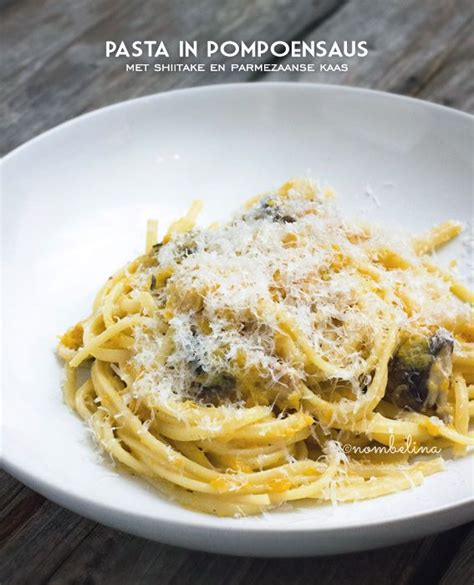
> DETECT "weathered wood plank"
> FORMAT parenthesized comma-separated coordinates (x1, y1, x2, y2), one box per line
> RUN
(0, 482, 45, 546)
(439, 525, 474, 585)
(0, 469, 23, 511)
(0, 0, 126, 84)
(264, 0, 473, 111)
(416, 25, 474, 112)
(405, 523, 473, 585)
(0, 485, 96, 585)
(28, 514, 473, 585)
(0, 0, 344, 155)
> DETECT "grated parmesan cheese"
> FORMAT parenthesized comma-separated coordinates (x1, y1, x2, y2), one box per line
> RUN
(124, 181, 470, 411)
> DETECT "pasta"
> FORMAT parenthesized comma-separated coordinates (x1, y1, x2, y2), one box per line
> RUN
(58, 179, 474, 516)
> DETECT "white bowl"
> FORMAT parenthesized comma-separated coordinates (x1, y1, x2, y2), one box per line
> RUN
(1, 83, 473, 557)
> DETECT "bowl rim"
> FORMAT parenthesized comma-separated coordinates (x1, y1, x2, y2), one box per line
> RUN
(2, 81, 473, 540)
(2, 81, 472, 164)
(3, 454, 473, 537)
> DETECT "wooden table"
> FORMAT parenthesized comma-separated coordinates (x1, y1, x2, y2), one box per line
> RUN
(1, 1, 473, 583)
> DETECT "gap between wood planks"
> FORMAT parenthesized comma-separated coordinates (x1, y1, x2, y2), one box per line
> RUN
(256, 0, 472, 107)
(40, 520, 473, 585)
(406, 523, 473, 585)
(0, 487, 45, 547)
(2, 0, 472, 155)
(249, 0, 349, 79)
(41, 521, 98, 585)
(407, 18, 473, 100)
(439, 525, 474, 585)
(0, 0, 344, 154)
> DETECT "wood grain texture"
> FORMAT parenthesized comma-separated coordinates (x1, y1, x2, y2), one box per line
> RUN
(262, 0, 474, 111)
(440, 525, 474, 585)
(416, 25, 474, 112)
(1, 0, 123, 84)
(1, 0, 473, 583)
(0, 0, 344, 155)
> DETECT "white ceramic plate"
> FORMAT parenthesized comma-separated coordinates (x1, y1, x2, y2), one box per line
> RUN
(1, 83, 473, 557)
